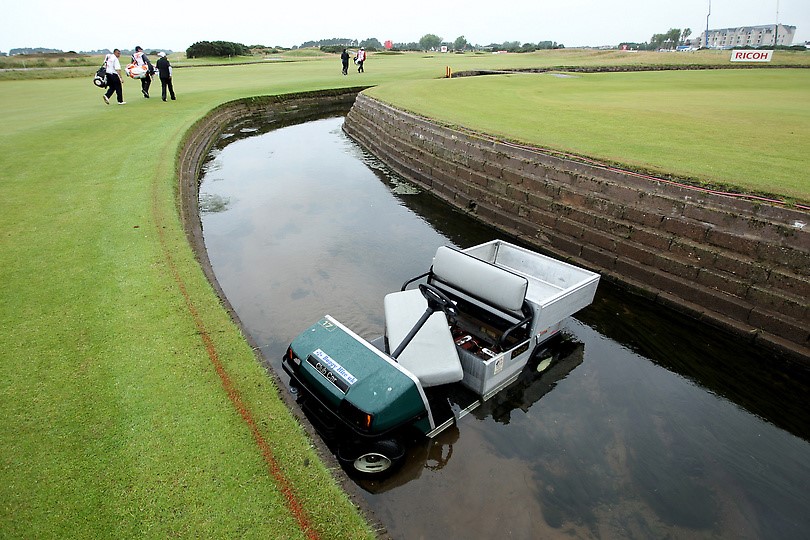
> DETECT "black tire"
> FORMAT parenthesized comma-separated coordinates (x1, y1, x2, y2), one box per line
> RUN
(527, 334, 562, 374)
(339, 439, 405, 476)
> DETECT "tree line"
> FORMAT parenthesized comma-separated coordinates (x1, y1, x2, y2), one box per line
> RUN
(396, 34, 563, 52)
(299, 35, 563, 53)
(194, 26, 799, 58)
(620, 28, 693, 51)
(183, 35, 566, 58)
(186, 41, 251, 58)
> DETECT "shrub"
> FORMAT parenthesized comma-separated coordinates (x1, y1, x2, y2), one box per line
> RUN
(186, 40, 251, 58)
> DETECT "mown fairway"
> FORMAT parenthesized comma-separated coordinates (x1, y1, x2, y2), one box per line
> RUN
(1, 50, 808, 538)
(0, 60, 392, 540)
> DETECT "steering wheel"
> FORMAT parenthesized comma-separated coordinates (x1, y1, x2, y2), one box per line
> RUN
(419, 283, 457, 317)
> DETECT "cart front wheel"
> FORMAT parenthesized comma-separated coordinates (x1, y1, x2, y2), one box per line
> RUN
(349, 440, 404, 475)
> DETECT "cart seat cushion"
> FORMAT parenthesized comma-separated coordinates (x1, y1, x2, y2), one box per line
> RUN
(384, 289, 463, 387)
(432, 246, 528, 313)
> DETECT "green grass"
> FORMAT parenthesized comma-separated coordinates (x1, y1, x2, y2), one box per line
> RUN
(367, 68, 810, 202)
(0, 65, 385, 539)
(1, 50, 809, 538)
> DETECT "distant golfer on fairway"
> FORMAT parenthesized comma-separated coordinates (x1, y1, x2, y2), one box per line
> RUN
(156, 52, 176, 101)
(341, 48, 350, 75)
(131, 46, 154, 98)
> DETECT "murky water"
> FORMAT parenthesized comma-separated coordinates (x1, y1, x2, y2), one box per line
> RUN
(199, 114, 810, 539)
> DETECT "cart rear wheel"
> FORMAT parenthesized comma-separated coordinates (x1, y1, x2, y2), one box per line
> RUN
(347, 440, 405, 475)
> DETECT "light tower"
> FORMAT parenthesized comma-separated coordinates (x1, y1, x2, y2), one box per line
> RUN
(704, 0, 711, 49)
(775, 0, 780, 46)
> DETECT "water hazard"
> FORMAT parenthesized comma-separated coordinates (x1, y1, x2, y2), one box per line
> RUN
(199, 113, 810, 539)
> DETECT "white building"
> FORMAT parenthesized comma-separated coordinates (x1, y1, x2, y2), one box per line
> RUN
(695, 24, 796, 49)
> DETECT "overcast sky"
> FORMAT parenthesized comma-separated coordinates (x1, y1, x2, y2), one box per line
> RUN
(1, 0, 807, 53)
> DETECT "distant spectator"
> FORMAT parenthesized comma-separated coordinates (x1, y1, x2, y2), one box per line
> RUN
(155, 52, 176, 101)
(102, 49, 125, 105)
(355, 47, 366, 73)
(341, 48, 350, 76)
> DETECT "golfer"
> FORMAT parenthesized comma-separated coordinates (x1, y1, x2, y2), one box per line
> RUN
(102, 49, 125, 105)
(131, 46, 154, 98)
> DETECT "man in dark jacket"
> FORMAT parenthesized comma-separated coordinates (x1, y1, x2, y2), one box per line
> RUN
(341, 49, 350, 75)
(155, 52, 176, 101)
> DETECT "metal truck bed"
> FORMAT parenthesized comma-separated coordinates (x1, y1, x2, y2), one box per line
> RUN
(462, 240, 600, 335)
(449, 240, 599, 398)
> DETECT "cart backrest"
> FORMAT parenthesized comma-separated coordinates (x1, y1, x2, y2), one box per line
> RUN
(431, 246, 528, 313)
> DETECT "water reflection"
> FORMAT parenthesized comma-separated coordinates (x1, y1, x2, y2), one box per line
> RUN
(357, 337, 585, 495)
(474, 337, 584, 425)
(199, 114, 810, 539)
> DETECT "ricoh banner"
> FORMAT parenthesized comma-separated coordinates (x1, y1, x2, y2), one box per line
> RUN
(730, 50, 774, 62)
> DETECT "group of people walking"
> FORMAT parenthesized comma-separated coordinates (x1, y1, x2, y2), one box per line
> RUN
(103, 45, 363, 104)
(341, 47, 366, 76)
(102, 46, 176, 105)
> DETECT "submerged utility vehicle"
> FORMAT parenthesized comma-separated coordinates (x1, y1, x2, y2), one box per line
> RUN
(283, 240, 600, 475)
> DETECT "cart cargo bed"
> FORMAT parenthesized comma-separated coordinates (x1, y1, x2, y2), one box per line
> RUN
(462, 240, 600, 335)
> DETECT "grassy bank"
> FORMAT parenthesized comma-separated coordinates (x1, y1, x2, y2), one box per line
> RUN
(367, 68, 810, 202)
(1, 50, 808, 538)
(0, 61, 393, 539)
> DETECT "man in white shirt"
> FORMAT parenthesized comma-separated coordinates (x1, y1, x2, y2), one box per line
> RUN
(102, 49, 125, 105)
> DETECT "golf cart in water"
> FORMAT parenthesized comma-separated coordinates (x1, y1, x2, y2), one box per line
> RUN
(283, 239, 600, 475)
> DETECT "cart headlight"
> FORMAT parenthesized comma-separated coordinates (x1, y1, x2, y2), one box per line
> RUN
(284, 347, 301, 366)
(339, 400, 374, 432)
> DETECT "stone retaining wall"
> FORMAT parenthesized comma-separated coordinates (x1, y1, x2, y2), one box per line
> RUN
(343, 94, 810, 363)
